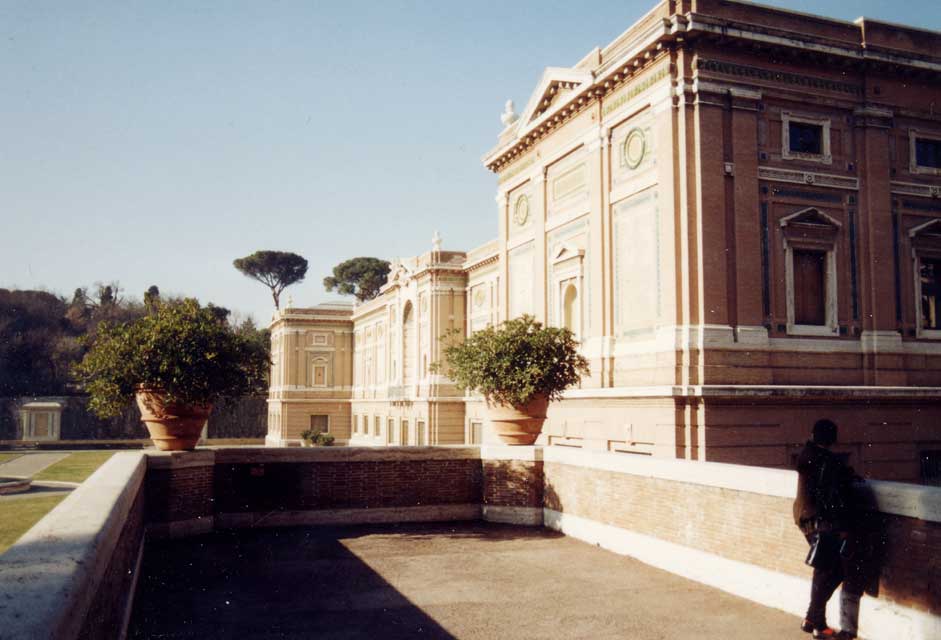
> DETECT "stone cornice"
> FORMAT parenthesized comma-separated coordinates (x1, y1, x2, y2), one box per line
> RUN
(485, 5, 941, 175)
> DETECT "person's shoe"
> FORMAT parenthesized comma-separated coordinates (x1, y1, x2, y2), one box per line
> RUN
(812, 628, 838, 639)
(835, 632, 856, 639)
(801, 619, 814, 633)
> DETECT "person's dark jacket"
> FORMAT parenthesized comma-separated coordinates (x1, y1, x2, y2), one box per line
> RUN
(793, 441, 857, 532)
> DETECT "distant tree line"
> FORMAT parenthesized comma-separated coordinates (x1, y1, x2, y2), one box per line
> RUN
(0, 283, 270, 398)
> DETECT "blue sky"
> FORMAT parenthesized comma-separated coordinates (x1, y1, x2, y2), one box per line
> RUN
(2, 1, 939, 324)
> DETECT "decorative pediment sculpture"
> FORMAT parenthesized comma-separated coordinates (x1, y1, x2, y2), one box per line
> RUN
(515, 67, 593, 133)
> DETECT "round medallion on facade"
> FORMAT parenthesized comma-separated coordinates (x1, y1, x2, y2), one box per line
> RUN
(473, 288, 486, 308)
(513, 194, 530, 227)
(621, 127, 646, 170)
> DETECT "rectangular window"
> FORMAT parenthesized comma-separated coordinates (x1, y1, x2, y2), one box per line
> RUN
(470, 421, 483, 445)
(793, 249, 827, 325)
(416, 421, 426, 446)
(310, 415, 329, 433)
(387, 418, 395, 444)
(313, 365, 326, 387)
(915, 138, 941, 169)
(921, 450, 941, 486)
(920, 258, 941, 330)
(374, 416, 380, 437)
(401, 419, 409, 446)
(789, 121, 823, 155)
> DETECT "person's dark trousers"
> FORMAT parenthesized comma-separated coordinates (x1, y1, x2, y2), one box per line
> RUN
(807, 557, 843, 628)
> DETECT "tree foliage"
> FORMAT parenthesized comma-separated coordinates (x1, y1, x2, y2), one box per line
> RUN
(74, 299, 271, 418)
(434, 315, 589, 407)
(323, 257, 391, 302)
(233, 250, 308, 309)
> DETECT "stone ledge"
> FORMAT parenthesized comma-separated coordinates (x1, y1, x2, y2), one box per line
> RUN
(146, 450, 216, 470)
(0, 451, 146, 640)
(212, 445, 480, 464)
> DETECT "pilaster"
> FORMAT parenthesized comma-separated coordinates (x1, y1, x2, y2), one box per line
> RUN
(855, 106, 903, 385)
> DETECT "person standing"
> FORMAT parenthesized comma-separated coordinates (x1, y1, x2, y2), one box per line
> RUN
(793, 419, 862, 640)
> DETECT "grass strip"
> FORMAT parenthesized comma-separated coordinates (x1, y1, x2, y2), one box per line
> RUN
(0, 453, 23, 466)
(33, 451, 115, 483)
(0, 494, 67, 556)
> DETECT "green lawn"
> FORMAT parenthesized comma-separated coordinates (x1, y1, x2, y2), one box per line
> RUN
(0, 494, 66, 555)
(0, 453, 23, 466)
(33, 452, 115, 483)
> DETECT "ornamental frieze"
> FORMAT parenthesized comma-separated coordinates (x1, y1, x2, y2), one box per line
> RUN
(757, 166, 858, 191)
(696, 59, 863, 97)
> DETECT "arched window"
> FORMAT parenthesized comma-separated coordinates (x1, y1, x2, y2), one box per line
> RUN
(402, 302, 415, 388)
(563, 283, 579, 336)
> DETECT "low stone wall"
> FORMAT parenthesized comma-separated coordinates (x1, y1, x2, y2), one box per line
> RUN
(1, 445, 937, 640)
(0, 452, 146, 640)
(535, 446, 941, 640)
(145, 447, 483, 536)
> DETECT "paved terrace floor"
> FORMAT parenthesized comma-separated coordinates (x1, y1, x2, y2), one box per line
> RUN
(129, 522, 812, 640)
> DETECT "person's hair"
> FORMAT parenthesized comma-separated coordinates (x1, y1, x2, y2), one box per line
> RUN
(812, 419, 838, 446)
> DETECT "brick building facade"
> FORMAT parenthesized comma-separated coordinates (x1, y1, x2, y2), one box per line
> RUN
(269, 0, 941, 483)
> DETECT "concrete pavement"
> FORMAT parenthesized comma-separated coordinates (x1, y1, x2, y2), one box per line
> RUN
(129, 521, 813, 640)
(0, 453, 68, 479)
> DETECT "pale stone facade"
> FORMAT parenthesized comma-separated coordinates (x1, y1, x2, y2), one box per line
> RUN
(269, 0, 941, 482)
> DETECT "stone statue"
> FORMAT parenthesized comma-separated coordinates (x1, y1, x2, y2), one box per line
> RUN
(432, 230, 442, 252)
(501, 99, 519, 127)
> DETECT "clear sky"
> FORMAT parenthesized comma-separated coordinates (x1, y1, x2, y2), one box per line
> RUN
(2, 1, 939, 324)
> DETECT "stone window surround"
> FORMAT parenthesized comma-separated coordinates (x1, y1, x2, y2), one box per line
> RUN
(909, 219, 941, 340)
(781, 111, 832, 165)
(309, 414, 330, 434)
(909, 128, 941, 176)
(780, 208, 841, 337)
(311, 358, 328, 388)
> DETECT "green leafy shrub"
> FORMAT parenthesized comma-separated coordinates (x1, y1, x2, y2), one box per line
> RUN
(435, 315, 589, 407)
(300, 428, 315, 443)
(74, 299, 270, 418)
(314, 432, 335, 446)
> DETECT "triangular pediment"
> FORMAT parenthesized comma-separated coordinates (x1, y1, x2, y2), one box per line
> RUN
(552, 242, 585, 265)
(910, 218, 941, 239)
(779, 208, 841, 229)
(517, 67, 593, 132)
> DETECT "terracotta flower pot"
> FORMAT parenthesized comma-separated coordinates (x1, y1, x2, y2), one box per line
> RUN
(135, 389, 211, 451)
(485, 394, 549, 445)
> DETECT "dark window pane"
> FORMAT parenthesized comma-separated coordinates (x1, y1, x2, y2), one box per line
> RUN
(794, 249, 826, 325)
(922, 450, 941, 486)
(915, 138, 941, 169)
(920, 258, 941, 330)
(789, 121, 823, 155)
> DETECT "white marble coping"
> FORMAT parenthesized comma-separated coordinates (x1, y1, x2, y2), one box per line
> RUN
(480, 445, 542, 462)
(0, 451, 146, 640)
(211, 445, 481, 465)
(865, 479, 941, 523)
(542, 446, 799, 498)
(538, 446, 941, 523)
(562, 385, 941, 400)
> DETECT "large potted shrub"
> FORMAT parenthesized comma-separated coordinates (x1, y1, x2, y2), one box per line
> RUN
(437, 315, 588, 445)
(74, 299, 270, 451)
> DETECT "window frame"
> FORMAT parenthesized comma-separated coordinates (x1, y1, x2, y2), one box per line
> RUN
(909, 129, 941, 176)
(780, 208, 841, 337)
(781, 112, 832, 165)
(910, 219, 941, 339)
